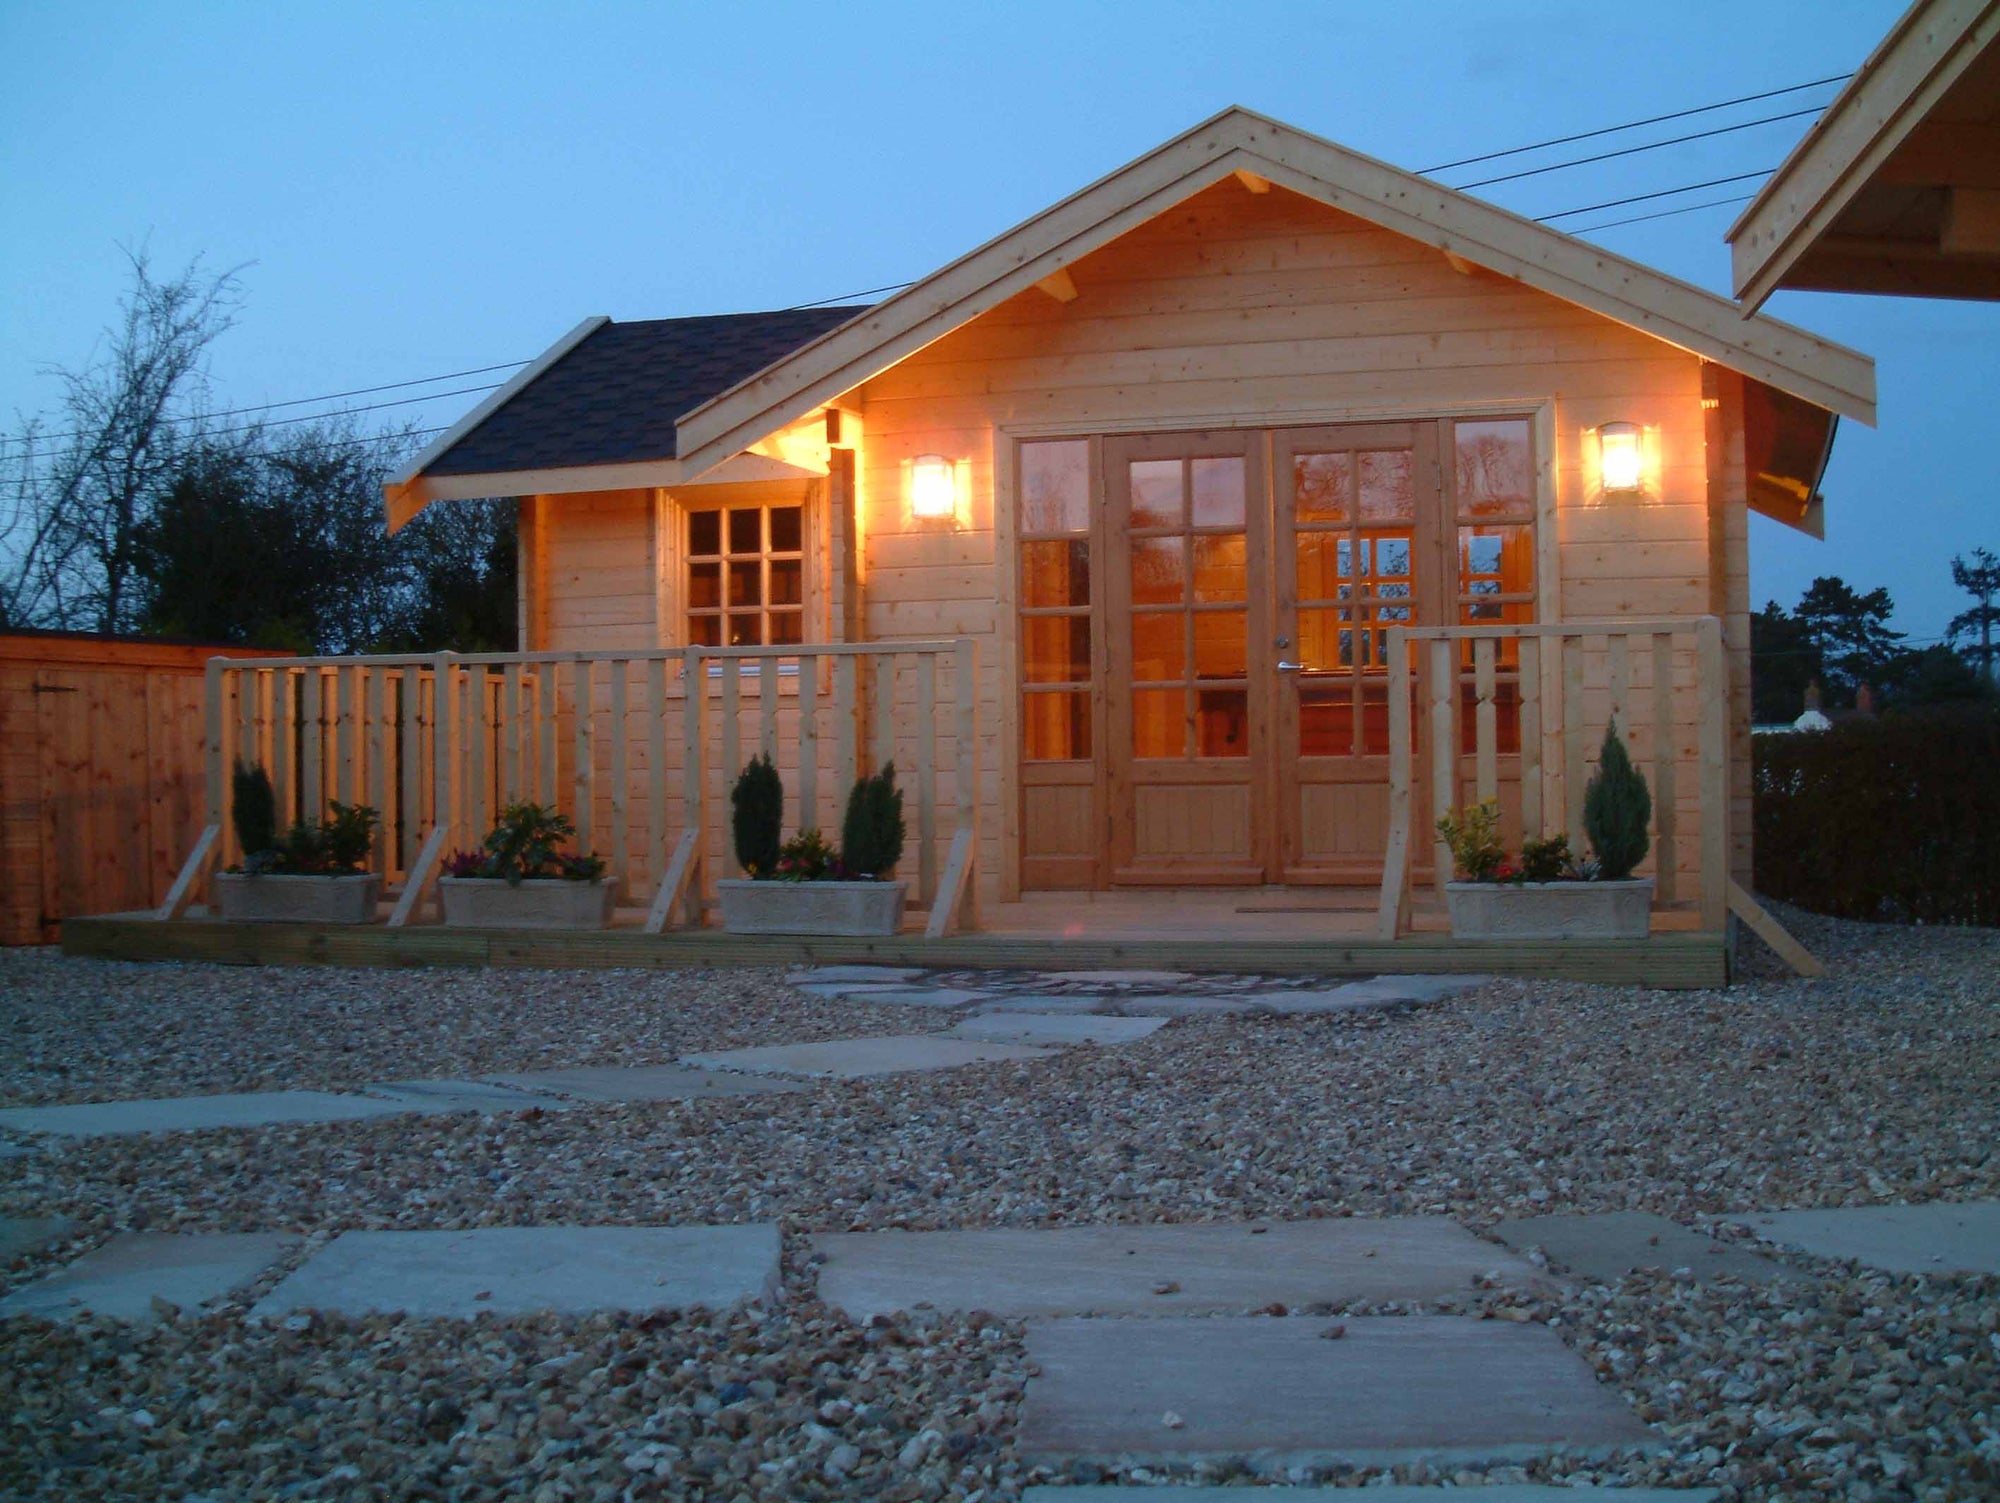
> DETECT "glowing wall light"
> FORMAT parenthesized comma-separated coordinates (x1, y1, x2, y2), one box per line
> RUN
(1597, 422, 1644, 495)
(910, 453, 959, 520)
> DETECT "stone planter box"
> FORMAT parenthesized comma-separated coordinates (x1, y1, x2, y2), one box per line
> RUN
(717, 878, 908, 937)
(439, 876, 619, 930)
(217, 873, 380, 925)
(1444, 878, 1654, 940)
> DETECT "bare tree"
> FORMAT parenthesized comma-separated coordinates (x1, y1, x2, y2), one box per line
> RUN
(0, 251, 241, 631)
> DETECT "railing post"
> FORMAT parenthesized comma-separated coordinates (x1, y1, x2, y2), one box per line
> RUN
(1472, 636, 1498, 805)
(573, 654, 594, 854)
(1562, 637, 1587, 837)
(158, 657, 229, 921)
(1428, 636, 1455, 903)
(1651, 630, 1678, 906)
(649, 647, 706, 931)
(1519, 636, 1543, 839)
(646, 656, 668, 890)
(798, 652, 820, 835)
(609, 659, 629, 888)
(916, 651, 937, 905)
(926, 638, 979, 937)
(720, 656, 741, 877)
(1696, 616, 1728, 931)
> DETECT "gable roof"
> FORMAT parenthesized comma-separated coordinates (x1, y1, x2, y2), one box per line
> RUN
(1728, 0, 2000, 310)
(671, 106, 1876, 476)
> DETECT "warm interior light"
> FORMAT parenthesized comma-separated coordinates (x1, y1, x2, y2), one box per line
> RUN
(1598, 422, 1643, 494)
(910, 454, 957, 519)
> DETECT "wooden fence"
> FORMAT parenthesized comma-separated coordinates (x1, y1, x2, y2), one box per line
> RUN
(0, 632, 288, 943)
(1376, 616, 1728, 937)
(162, 640, 981, 936)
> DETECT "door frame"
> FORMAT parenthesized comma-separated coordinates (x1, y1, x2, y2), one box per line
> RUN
(996, 400, 1559, 900)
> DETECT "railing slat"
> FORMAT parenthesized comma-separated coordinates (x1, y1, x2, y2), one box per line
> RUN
(916, 651, 937, 904)
(1652, 630, 1678, 906)
(303, 668, 324, 823)
(835, 655, 858, 795)
(648, 647, 705, 932)
(926, 638, 979, 937)
(758, 661, 777, 766)
(1473, 636, 1497, 805)
(873, 654, 895, 772)
(502, 664, 521, 804)
(1518, 637, 1542, 839)
(366, 669, 388, 880)
(1428, 637, 1454, 901)
(399, 665, 421, 871)
(1608, 632, 1631, 739)
(433, 652, 457, 864)
(609, 659, 629, 887)
(335, 667, 357, 809)
(1376, 629, 1413, 939)
(1563, 640, 1587, 838)
(646, 657, 668, 890)
(573, 656, 594, 855)
(1696, 617, 1728, 930)
(721, 658, 741, 877)
(537, 663, 558, 808)
(272, 669, 294, 831)
(466, 666, 489, 847)
(798, 652, 819, 835)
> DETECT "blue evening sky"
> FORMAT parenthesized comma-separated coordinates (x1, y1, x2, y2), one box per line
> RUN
(2, 1, 1991, 641)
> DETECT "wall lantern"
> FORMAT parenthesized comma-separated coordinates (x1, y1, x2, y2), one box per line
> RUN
(1597, 422, 1644, 495)
(909, 453, 959, 520)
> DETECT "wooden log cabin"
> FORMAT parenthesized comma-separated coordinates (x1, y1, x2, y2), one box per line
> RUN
(120, 109, 1877, 974)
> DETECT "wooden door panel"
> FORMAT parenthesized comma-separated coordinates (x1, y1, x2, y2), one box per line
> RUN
(1105, 429, 1267, 883)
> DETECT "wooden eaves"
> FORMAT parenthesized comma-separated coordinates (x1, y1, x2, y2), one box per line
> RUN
(671, 105, 1878, 476)
(1728, 0, 2000, 312)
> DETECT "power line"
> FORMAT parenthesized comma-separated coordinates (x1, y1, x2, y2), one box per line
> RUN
(1536, 169, 1775, 222)
(197, 383, 501, 439)
(1421, 73, 1849, 174)
(1569, 193, 1757, 235)
(785, 281, 915, 310)
(1451, 106, 1823, 190)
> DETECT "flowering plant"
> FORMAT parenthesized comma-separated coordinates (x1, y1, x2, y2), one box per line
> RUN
(770, 829, 847, 882)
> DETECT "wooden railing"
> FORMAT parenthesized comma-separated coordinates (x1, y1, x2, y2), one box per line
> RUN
(1376, 616, 1728, 938)
(158, 640, 980, 937)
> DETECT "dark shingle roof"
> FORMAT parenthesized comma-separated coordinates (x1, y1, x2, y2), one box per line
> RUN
(422, 307, 868, 478)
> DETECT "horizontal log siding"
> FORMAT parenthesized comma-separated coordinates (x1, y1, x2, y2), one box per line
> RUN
(855, 179, 1725, 902)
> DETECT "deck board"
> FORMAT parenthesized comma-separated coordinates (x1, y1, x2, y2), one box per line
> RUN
(62, 905, 1728, 989)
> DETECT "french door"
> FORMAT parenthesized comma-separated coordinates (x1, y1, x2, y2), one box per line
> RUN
(1023, 415, 1535, 889)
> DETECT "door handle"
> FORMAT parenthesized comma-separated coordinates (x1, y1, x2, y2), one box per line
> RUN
(1277, 661, 1305, 672)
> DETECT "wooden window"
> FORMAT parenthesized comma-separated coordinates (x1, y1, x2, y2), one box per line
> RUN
(1019, 440, 1093, 760)
(1451, 417, 1536, 752)
(685, 501, 804, 647)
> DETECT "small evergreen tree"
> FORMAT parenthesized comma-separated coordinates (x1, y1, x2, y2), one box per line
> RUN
(231, 761, 277, 858)
(731, 754, 783, 876)
(841, 762, 906, 879)
(1583, 724, 1652, 881)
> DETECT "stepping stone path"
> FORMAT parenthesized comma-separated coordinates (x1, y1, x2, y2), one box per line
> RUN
(1730, 1200, 2000, 1275)
(813, 1217, 1546, 1320)
(0, 1090, 423, 1139)
(1493, 1211, 1791, 1284)
(944, 1013, 1167, 1047)
(683, 1035, 1053, 1080)
(1019, 1315, 1658, 1468)
(0, 1232, 297, 1324)
(251, 1224, 780, 1320)
(483, 1065, 798, 1103)
(0, 1215, 75, 1262)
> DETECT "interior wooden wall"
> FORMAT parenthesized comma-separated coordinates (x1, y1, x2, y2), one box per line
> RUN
(0, 634, 282, 944)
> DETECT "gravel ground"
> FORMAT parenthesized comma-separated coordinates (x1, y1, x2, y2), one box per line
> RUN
(1, 907, 1994, 1500)
(0, 955, 931, 1106)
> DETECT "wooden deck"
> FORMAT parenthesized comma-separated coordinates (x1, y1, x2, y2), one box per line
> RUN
(62, 891, 1730, 988)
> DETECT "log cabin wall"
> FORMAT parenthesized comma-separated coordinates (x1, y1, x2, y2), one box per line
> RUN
(850, 178, 1734, 904)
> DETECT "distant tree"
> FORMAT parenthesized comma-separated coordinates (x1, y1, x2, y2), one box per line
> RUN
(0, 251, 241, 632)
(372, 498, 518, 653)
(1885, 643, 1995, 708)
(1750, 599, 1821, 723)
(1792, 575, 1903, 705)
(1947, 547, 2000, 685)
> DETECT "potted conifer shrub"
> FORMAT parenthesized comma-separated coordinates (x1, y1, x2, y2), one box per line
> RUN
(716, 757, 910, 936)
(1440, 724, 1655, 939)
(438, 802, 617, 929)
(217, 762, 381, 923)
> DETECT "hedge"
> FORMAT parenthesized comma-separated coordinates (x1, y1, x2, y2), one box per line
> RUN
(1753, 704, 2000, 925)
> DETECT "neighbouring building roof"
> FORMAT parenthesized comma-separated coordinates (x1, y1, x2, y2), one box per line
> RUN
(418, 307, 866, 478)
(1728, 0, 2000, 310)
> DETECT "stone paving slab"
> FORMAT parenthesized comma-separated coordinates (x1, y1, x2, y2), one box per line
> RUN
(1020, 1316, 1656, 1468)
(482, 1065, 801, 1103)
(836, 986, 991, 1009)
(683, 1035, 1053, 1079)
(0, 1233, 297, 1324)
(1330, 973, 1495, 1003)
(945, 1013, 1168, 1047)
(1024, 1488, 1715, 1501)
(1494, 1211, 1790, 1284)
(975, 994, 1116, 1015)
(813, 1218, 1547, 1319)
(1037, 970, 1194, 986)
(0, 1090, 413, 1139)
(1731, 1201, 2000, 1275)
(250, 1224, 781, 1320)
(1118, 994, 1259, 1017)
(785, 965, 926, 985)
(0, 1215, 76, 1263)
(365, 1079, 566, 1112)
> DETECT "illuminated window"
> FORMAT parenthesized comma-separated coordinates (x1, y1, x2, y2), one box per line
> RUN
(1453, 418, 1536, 752)
(1019, 440, 1093, 760)
(685, 503, 804, 647)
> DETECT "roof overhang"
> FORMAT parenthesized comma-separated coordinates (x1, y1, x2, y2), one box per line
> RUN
(384, 449, 827, 532)
(672, 106, 1876, 476)
(1729, 0, 2000, 312)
